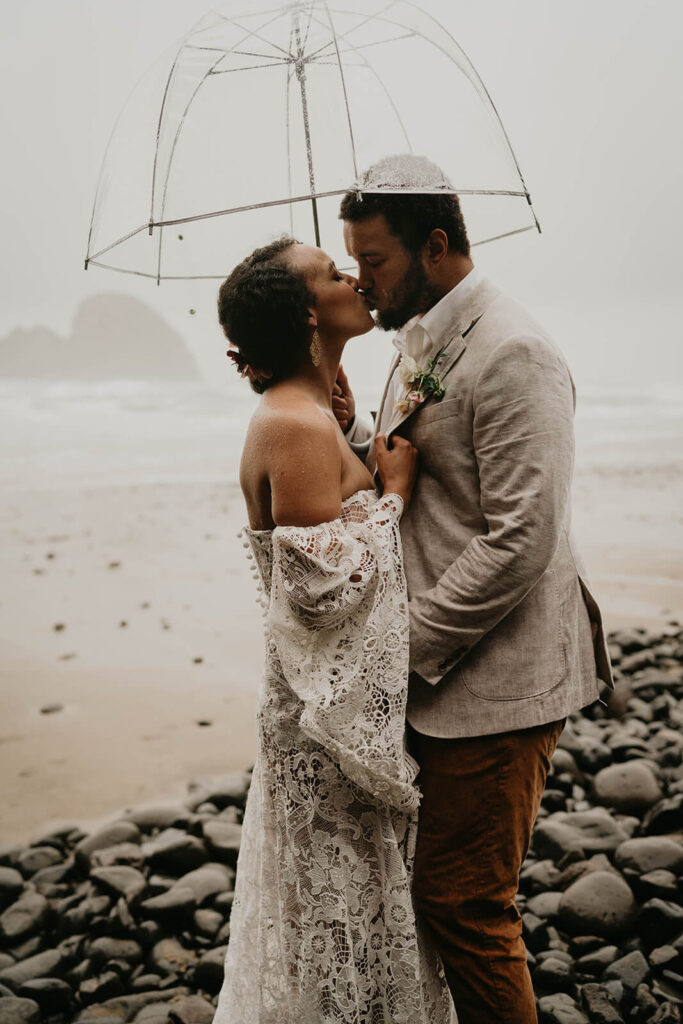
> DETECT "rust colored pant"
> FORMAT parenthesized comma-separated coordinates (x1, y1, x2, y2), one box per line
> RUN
(409, 718, 565, 1024)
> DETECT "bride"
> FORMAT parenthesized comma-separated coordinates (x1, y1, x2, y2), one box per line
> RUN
(211, 236, 453, 1024)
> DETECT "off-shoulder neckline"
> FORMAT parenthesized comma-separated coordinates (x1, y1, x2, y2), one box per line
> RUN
(244, 487, 380, 536)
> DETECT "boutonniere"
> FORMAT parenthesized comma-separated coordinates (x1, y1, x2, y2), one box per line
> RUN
(394, 340, 452, 415)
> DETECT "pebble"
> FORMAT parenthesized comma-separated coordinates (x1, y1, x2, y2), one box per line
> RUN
(559, 870, 637, 938)
(603, 949, 651, 989)
(90, 866, 148, 904)
(0, 998, 41, 1024)
(614, 836, 683, 875)
(592, 761, 663, 813)
(0, 891, 49, 943)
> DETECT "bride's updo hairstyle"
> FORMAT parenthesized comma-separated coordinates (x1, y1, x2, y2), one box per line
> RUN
(217, 236, 315, 394)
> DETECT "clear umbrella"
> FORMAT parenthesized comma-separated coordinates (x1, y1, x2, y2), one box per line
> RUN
(85, 0, 540, 283)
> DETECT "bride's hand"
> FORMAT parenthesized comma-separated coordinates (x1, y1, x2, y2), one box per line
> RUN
(375, 433, 418, 507)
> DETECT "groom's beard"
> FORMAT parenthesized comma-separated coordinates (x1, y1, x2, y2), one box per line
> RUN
(374, 255, 441, 332)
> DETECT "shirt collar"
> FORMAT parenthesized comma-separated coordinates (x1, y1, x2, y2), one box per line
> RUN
(393, 265, 481, 362)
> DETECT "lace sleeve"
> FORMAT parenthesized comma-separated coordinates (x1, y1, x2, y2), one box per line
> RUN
(268, 493, 419, 811)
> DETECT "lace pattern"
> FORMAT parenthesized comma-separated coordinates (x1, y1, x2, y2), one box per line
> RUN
(213, 489, 454, 1024)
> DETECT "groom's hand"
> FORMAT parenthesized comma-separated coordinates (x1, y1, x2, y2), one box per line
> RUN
(332, 365, 356, 432)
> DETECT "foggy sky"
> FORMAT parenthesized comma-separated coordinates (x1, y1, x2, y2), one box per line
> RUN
(1, 0, 682, 388)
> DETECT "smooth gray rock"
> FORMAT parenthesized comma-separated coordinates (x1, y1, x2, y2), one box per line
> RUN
(638, 869, 680, 900)
(644, 795, 683, 835)
(75, 823, 142, 870)
(526, 892, 562, 920)
(193, 908, 223, 938)
(537, 992, 589, 1023)
(186, 774, 251, 811)
(534, 955, 574, 992)
(592, 762, 662, 813)
(90, 866, 148, 903)
(150, 939, 197, 976)
(559, 871, 637, 938)
(0, 892, 49, 943)
(0, 871, 24, 910)
(71, 987, 190, 1022)
(193, 945, 227, 994)
(166, 994, 215, 1024)
(604, 949, 650, 990)
(0, 997, 41, 1024)
(87, 937, 144, 967)
(534, 810, 628, 861)
(133, 1005, 174, 1024)
(640, 899, 683, 946)
(79, 971, 125, 1005)
(0, 949, 65, 992)
(91, 843, 145, 870)
(16, 977, 73, 1013)
(202, 821, 242, 865)
(140, 863, 233, 915)
(141, 830, 207, 874)
(121, 805, 192, 832)
(15, 847, 63, 877)
(575, 945, 620, 976)
(615, 837, 683, 875)
(520, 859, 562, 894)
(650, 946, 680, 970)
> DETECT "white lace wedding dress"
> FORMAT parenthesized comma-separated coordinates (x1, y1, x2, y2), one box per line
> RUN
(212, 489, 454, 1024)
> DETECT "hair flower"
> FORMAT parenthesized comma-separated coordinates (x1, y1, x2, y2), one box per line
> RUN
(226, 347, 273, 385)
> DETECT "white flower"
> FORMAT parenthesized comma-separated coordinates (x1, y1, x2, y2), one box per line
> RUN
(397, 354, 420, 388)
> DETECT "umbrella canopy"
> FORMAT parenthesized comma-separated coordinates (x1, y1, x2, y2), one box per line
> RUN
(86, 0, 539, 282)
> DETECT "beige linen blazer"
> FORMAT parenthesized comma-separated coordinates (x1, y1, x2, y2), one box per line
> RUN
(347, 276, 613, 738)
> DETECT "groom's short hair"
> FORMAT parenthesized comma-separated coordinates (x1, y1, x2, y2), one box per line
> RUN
(339, 154, 470, 258)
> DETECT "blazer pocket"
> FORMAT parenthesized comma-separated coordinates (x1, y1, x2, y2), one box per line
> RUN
(459, 569, 568, 701)
(416, 396, 462, 426)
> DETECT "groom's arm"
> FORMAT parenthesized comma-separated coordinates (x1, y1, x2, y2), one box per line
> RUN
(408, 333, 575, 686)
(333, 365, 373, 445)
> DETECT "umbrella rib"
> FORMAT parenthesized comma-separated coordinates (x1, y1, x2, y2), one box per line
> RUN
(471, 224, 539, 247)
(305, 0, 399, 61)
(152, 189, 352, 227)
(210, 61, 288, 75)
(185, 44, 284, 61)
(152, 8, 295, 279)
(321, 1, 359, 181)
(286, 59, 295, 237)
(207, 9, 295, 60)
(306, 10, 413, 155)
(88, 224, 149, 265)
(88, 260, 227, 280)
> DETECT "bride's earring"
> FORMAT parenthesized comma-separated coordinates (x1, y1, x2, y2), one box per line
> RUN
(310, 328, 322, 367)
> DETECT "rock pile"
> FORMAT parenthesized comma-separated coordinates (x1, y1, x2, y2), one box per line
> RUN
(524, 625, 683, 1023)
(1, 625, 682, 1023)
(0, 774, 249, 1024)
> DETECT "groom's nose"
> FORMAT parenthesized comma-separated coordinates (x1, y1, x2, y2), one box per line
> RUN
(357, 264, 373, 292)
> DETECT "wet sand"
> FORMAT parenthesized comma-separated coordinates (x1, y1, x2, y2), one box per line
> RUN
(1, 413, 681, 849)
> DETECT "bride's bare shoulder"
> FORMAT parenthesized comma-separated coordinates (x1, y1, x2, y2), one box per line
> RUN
(247, 390, 336, 451)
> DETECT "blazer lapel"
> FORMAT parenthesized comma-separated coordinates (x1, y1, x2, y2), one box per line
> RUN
(384, 334, 467, 437)
(365, 352, 401, 477)
(370, 275, 500, 482)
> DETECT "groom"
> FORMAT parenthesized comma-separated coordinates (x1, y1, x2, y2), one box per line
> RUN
(335, 155, 613, 1023)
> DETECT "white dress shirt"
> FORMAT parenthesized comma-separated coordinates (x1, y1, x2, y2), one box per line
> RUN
(384, 265, 481, 429)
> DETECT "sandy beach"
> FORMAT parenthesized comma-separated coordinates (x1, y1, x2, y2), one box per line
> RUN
(1, 380, 682, 849)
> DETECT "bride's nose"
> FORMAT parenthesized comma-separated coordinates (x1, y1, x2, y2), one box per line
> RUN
(341, 272, 359, 289)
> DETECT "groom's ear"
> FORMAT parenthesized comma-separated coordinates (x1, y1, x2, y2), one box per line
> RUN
(426, 229, 448, 265)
